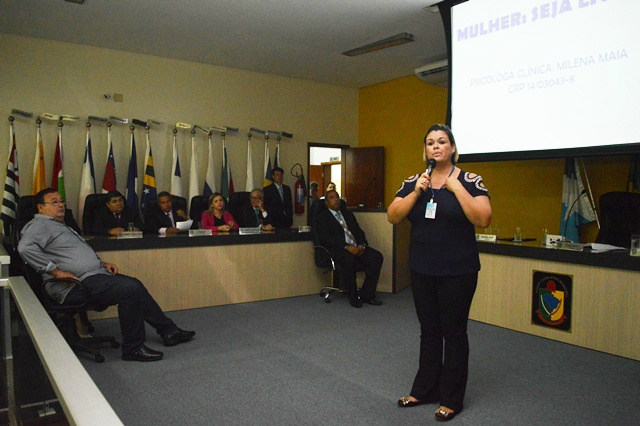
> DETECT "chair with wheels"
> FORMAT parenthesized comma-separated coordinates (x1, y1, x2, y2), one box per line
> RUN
(189, 195, 209, 225)
(16, 219, 119, 363)
(595, 191, 640, 248)
(81, 193, 108, 235)
(227, 192, 250, 222)
(310, 199, 345, 303)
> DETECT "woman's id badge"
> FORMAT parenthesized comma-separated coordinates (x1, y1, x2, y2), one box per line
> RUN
(425, 201, 437, 219)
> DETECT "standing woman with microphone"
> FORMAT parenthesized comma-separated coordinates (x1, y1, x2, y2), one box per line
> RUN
(388, 124, 491, 422)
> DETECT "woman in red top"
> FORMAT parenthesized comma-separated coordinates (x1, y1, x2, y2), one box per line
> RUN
(200, 193, 239, 232)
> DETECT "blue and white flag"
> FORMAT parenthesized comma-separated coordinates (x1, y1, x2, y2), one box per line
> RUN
(560, 158, 597, 242)
(170, 133, 183, 197)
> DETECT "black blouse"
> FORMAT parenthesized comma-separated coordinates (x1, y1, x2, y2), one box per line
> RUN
(395, 170, 490, 276)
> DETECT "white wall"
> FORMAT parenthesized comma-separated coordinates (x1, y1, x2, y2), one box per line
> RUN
(0, 33, 358, 227)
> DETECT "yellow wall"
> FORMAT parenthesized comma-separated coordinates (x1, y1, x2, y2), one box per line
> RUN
(0, 33, 358, 228)
(359, 75, 631, 242)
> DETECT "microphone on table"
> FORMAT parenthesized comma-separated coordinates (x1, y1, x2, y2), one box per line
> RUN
(561, 188, 586, 240)
(420, 158, 437, 194)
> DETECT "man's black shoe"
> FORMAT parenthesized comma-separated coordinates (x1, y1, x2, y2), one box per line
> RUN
(362, 298, 383, 306)
(162, 328, 196, 346)
(122, 345, 164, 362)
(350, 299, 363, 308)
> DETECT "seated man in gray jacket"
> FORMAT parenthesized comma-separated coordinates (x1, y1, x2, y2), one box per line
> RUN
(18, 188, 195, 362)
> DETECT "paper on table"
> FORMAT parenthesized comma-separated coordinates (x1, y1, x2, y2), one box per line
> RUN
(585, 242, 627, 253)
(176, 220, 193, 231)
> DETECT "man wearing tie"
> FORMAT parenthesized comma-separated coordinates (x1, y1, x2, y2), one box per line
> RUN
(237, 188, 274, 230)
(263, 167, 293, 229)
(91, 191, 145, 236)
(146, 191, 189, 234)
(315, 190, 384, 308)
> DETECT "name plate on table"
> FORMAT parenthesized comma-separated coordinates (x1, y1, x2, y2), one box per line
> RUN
(239, 227, 261, 235)
(476, 234, 497, 243)
(189, 229, 212, 237)
(117, 231, 143, 239)
(298, 226, 311, 233)
(555, 241, 584, 251)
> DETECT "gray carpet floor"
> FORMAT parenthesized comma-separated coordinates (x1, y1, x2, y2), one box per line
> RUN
(80, 288, 640, 426)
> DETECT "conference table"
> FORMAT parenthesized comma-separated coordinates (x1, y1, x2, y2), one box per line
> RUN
(85, 212, 639, 361)
(473, 240, 640, 361)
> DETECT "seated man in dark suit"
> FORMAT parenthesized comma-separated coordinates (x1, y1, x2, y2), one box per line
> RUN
(19, 188, 195, 362)
(146, 191, 189, 234)
(92, 190, 145, 236)
(237, 188, 274, 231)
(263, 167, 293, 229)
(315, 190, 384, 308)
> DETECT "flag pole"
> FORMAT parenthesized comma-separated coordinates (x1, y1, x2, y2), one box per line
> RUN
(579, 158, 599, 229)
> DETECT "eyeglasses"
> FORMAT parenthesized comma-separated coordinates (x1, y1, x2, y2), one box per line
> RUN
(42, 199, 65, 206)
(108, 198, 125, 204)
(250, 197, 263, 201)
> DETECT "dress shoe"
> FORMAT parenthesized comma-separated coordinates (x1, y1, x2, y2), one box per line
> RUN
(398, 396, 427, 408)
(162, 328, 196, 346)
(362, 298, 383, 306)
(122, 345, 164, 362)
(435, 408, 458, 422)
(350, 299, 363, 308)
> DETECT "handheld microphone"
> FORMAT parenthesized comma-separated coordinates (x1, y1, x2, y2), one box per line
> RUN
(426, 158, 437, 177)
(420, 159, 437, 194)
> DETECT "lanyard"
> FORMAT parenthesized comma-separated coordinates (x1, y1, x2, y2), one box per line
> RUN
(429, 166, 456, 203)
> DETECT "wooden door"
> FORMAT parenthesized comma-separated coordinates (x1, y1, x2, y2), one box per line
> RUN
(344, 147, 384, 208)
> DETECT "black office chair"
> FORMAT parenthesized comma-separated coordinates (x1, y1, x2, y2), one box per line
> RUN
(171, 195, 188, 213)
(310, 199, 346, 303)
(16, 220, 119, 363)
(189, 195, 209, 224)
(227, 192, 250, 222)
(595, 191, 640, 248)
(81, 193, 108, 235)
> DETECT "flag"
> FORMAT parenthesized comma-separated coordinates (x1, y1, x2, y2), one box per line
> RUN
(188, 134, 199, 209)
(263, 139, 272, 188)
(32, 125, 45, 194)
(560, 158, 597, 242)
(126, 132, 139, 211)
(1, 127, 20, 229)
(203, 134, 216, 198)
(245, 136, 254, 191)
(220, 138, 234, 198)
(141, 132, 157, 215)
(51, 129, 66, 200)
(628, 154, 640, 192)
(273, 142, 281, 170)
(101, 127, 117, 193)
(77, 130, 96, 228)
(170, 133, 183, 197)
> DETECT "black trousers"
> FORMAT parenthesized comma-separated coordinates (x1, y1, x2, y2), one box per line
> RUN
(409, 270, 478, 413)
(67, 273, 177, 354)
(336, 246, 383, 302)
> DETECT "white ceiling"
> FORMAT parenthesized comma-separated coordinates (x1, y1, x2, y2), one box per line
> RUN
(0, 0, 448, 88)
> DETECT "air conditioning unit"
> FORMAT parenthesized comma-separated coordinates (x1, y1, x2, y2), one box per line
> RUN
(415, 60, 448, 86)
